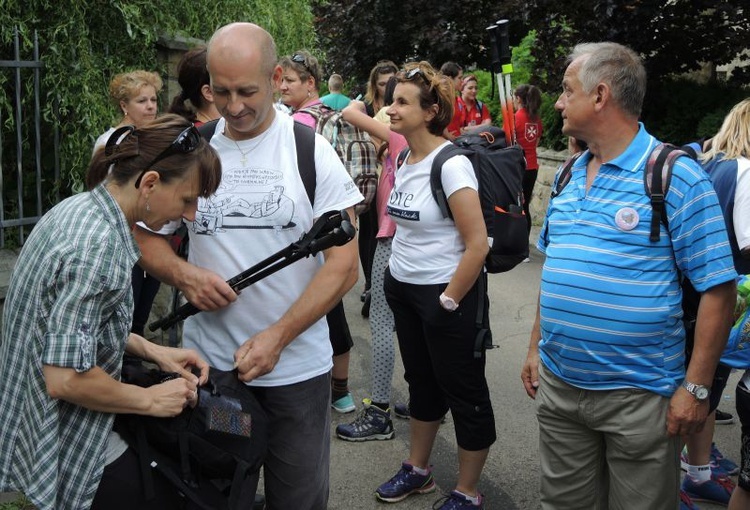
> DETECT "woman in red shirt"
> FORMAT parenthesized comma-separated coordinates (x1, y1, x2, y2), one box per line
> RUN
(457, 75, 492, 135)
(514, 84, 543, 245)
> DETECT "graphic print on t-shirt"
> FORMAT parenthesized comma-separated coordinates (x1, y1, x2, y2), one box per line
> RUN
(190, 163, 299, 234)
(387, 188, 419, 221)
(524, 122, 539, 142)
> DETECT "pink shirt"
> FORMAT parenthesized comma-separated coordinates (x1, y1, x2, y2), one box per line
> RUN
(377, 130, 408, 238)
(292, 100, 322, 129)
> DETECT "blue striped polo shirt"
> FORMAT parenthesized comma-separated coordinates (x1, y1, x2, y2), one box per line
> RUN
(537, 124, 737, 397)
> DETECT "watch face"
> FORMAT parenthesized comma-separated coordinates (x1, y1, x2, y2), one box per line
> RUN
(696, 387, 709, 400)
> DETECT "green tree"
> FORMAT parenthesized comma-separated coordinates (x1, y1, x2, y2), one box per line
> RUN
(525, 0, 750, 90)
(0, 0, 317, 197)
(312, 0, 524, 86)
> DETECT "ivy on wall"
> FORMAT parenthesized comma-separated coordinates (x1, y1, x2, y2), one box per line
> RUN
(0, 0, 317, 196)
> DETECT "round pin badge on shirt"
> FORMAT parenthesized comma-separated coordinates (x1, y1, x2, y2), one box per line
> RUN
(615, 207, 639, 231)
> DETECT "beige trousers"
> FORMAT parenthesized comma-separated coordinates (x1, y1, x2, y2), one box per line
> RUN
(536, 364, 680, 510)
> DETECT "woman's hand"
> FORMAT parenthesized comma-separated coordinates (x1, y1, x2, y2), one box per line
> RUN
(144, 377, 198, 417)
(146, 342, 210, 385)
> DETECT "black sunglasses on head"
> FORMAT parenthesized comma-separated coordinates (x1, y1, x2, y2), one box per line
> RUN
(291, 53, 310, 72)
(135, 125, 201, 188)
(404, 67, 433, 87)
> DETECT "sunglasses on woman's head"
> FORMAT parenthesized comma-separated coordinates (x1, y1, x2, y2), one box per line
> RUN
(135, 125, 201, 188)
(291, 53, 311, 73)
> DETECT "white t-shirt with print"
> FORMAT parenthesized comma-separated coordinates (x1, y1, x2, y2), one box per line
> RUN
(387, 141, 477, 284)
(183, 112, 362, 387)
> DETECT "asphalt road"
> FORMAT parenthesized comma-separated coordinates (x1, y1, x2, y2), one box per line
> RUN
(326, 227, 743, 510)
(0, 228, 741, 509)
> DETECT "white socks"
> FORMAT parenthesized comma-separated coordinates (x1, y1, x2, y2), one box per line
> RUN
(687, 464, 712, 483)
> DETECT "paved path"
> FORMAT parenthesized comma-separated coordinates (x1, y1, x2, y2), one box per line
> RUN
(1, 227, 742, 509)
(327, 228, 742, 510)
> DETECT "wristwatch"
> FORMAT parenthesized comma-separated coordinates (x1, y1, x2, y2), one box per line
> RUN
(439, 293, 459, 312)
(681, 380, 710, 401)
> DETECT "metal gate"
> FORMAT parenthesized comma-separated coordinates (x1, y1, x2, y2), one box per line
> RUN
(0, 27, 60, 248)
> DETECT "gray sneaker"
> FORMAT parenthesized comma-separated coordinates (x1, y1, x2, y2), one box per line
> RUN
(336, 399, 395, 441)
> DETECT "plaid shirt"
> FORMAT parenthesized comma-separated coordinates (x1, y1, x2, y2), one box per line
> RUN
(0, 184, 139, 510)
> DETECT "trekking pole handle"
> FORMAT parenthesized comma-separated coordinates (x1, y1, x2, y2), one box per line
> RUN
(496, 19, 511, 65)
(486, 24, 502, 74)
(148, 210, 355, 332)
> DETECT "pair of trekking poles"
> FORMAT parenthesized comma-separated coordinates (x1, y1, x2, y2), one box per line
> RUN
(487, 19, 517, 147)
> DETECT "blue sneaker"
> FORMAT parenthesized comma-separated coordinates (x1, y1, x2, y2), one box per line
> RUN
(336, 399, 394, 441)
(331, 392, 355, 414)
(679, 489, 700, 510)
(394, 402, 410, 419)
(375, 462, 436, 503)
(432, 490, 484, 509)
(711, 443, 739, 476)
(682, 473, 734, 506)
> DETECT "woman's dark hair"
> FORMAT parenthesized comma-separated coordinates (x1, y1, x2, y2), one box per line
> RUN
(169, 46, 210, 123)
(87, 113, 222, 197)
(514, 84, 542, 119)
(383, 75, 398, 107)
(396, 61, 454, 136)
(278, 50, 322, 88)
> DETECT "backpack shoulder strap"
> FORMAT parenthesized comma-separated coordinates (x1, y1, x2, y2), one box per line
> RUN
(542, 151, 584, 246)
(396, 147, 411, 168)
(645, 143, 687, 242)
(551, 151, 583, 199)
(430, 144, 471, 220)
(198, 119, 316, 207)
(197, 119, 220, 141)
(293, 121, 317, 207)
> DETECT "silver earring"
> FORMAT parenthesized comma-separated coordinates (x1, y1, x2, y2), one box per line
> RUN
(146, 200, 150, 212)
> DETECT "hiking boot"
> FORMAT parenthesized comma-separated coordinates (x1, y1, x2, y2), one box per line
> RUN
(336, 399, 394, 442)
(682, 473, 734, 506)
(331, 392, 356, 414)
(394, 402, 410, 419)
(711, 442, 739, 476)
(715, 409, 734, 425)
(393, 401, 447, 423)
(375, 462, 436, 503)
(679, 489, 700, 510)
(432, 490, 484, 509)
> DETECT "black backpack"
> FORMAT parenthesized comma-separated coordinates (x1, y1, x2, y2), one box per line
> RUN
(399, 126, 528, 273)
(115, 357, 267, 510)
(549, 143, 702, 345)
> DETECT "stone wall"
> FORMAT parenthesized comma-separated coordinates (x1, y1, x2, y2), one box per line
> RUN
(530, 147, 568, 225)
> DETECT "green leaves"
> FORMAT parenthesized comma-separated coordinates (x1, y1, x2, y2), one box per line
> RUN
(1, 0, 317, 202)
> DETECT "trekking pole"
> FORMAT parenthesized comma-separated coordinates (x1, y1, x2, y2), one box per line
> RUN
(487, 20, 515, 146)
(497, 19, 517, 145)
(148, 210, 356, 332)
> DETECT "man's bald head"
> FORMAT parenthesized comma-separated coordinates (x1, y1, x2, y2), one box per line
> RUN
(207, 22, 278, 76)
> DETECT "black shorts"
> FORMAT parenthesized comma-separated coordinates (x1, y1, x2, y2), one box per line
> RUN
(326, 300, 353, 356)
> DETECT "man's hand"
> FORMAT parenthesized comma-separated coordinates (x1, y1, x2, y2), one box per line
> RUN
(181, 265, 237, 311)
(666, 387, 709, 437)
(521, 349, 541, 399)
(233, 328, 285, 382)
